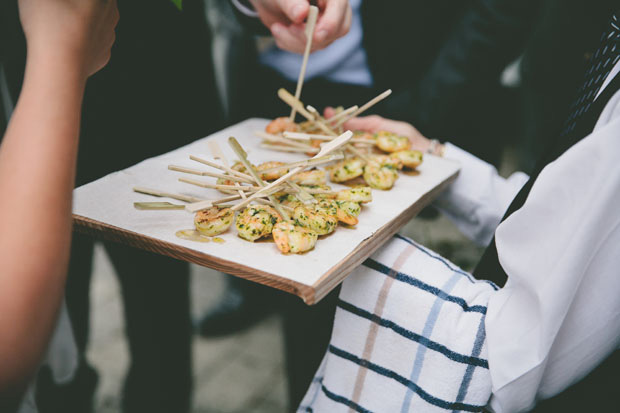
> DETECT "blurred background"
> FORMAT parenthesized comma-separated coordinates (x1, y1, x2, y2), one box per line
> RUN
(2, 0, 610, 412)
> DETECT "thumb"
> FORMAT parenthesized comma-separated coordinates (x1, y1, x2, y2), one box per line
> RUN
(323, 106, 337, 119)
(277, 0, 309, 23)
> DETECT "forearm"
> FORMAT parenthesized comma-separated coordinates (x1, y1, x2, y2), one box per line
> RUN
(434, 143, 528, 246)
(0, 50, 86, 392)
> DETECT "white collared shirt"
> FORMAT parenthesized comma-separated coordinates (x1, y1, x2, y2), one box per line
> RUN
(436, 62, 620, 411)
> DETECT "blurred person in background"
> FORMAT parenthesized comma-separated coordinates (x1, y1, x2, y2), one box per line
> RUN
(2, 0, 220, 412)
(0, 0, 118, 412)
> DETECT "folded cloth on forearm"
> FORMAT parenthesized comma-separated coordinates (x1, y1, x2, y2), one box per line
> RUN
(298, 235, 498, 412)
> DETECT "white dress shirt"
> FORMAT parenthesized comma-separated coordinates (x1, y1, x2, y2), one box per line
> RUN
(436, 65, 620, 411)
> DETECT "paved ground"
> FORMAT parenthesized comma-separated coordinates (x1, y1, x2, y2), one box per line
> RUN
(87, 210, 484, 413)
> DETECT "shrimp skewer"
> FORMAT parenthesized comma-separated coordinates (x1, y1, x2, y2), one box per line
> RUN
(337, 187, 373, 204)
(375, 131, 411, 153)
(363, 159, 399, 190)
(265, 116, 299, 134)
(328, 157, 366, 183)
(290, 169, 326, 186)
(272, 222, 318, 254)
(293, 205, 337, 236)
(236, 205, 282, 242)
(194, 207, 234, 236)
(391, 150, 423, 169)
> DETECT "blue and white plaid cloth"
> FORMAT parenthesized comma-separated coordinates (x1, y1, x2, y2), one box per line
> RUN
(298, 235, 498, 412)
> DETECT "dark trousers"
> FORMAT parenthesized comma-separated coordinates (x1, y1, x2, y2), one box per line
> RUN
(282, 287, 340, 411)
(51, 233, 193, 413)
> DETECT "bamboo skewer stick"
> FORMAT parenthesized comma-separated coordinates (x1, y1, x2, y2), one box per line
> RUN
(168, 165, 255, 184)
(257, 153, 344, 174)
(208, 140, 247, 200)
(232, 131, 353, 212)
(283, 131, 374, 144)
(133, 186, 203, 203)
(189, 155, 254, 181)
(327, 105, 359, 124)
(260, 143, 319, 154)
(228, 137, 290, 220)
(185, 194, 244, 213)
(178, 177, 257, 192)
(134, 202, 187, 210)
(286, 181, 316, 204)
(289, 5, 319, 121)
(279, 89, 336, 137)
(277, 88, 371, 161)
(333, 89, 392, 127)
(254, 131, 318, 151)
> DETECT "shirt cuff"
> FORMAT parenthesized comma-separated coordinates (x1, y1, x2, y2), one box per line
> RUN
(231, 0, 259, 18)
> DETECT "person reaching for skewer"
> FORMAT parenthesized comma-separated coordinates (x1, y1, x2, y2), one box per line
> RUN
(0, 0, 118, 411)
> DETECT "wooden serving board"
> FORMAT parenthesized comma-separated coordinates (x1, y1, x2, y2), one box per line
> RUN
(72, 119, 459, 305)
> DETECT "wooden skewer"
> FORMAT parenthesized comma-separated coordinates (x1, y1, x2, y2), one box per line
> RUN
(208, 140, 247, 200)
(333, 89, 392, 127)
(228, 137, 290, 220)
(257, 153, 344, 174)
(286, 181, 316, 204)
(134, 202, 187, 210)
(306, 105, 327, 124)
(279, 89, 336, 137)
(345, 144, 372, 162)
(260, 143, 319, 154)
(189, 155, 254, 181)
(327, 105, 359, 124)
(178, 177, 258, 192)
(133, 186, 203, 203)
(254, 198, 294, 213)
(254, 131, 318, 151)
(232, 130, 353, 211)
(289, 5, 319, 121)
(283, 131, 375, 144)
(185, 194, 245, 213)
(168, 165, 255, 184)
(283, 131, 327, 140)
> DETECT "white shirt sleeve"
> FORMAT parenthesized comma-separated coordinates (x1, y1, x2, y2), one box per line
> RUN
(485, 89, 620, 412)
(433, 144, 529, 246)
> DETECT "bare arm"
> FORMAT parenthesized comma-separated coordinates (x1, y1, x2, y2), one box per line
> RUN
(0, 0, 117, 401)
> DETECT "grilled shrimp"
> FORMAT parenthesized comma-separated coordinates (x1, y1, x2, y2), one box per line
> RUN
(194, 207, 234, 236)
(236, 205, 282, 242)
(274, 192, 302, 207)
(314, 199, 361, 226)
(335, 200, 361, 225)
(371, 154, 403, 170)
(391, 150, 423, 169)
(328, 157, 366, 183)
(272, 221, 318, 254)
(375, 131, 411, 153)
(304, 184, 336, 200)
(290, 169, 326, 186)
(265, 117, 298, 134)
(363, 159, 399, 190)
(257, 161, 288, 181)
(337, 186, 372, 204)
(293, 205, 337, 236)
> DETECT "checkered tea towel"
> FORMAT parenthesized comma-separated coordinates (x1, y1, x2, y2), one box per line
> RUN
(298, 234, 499, 412)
